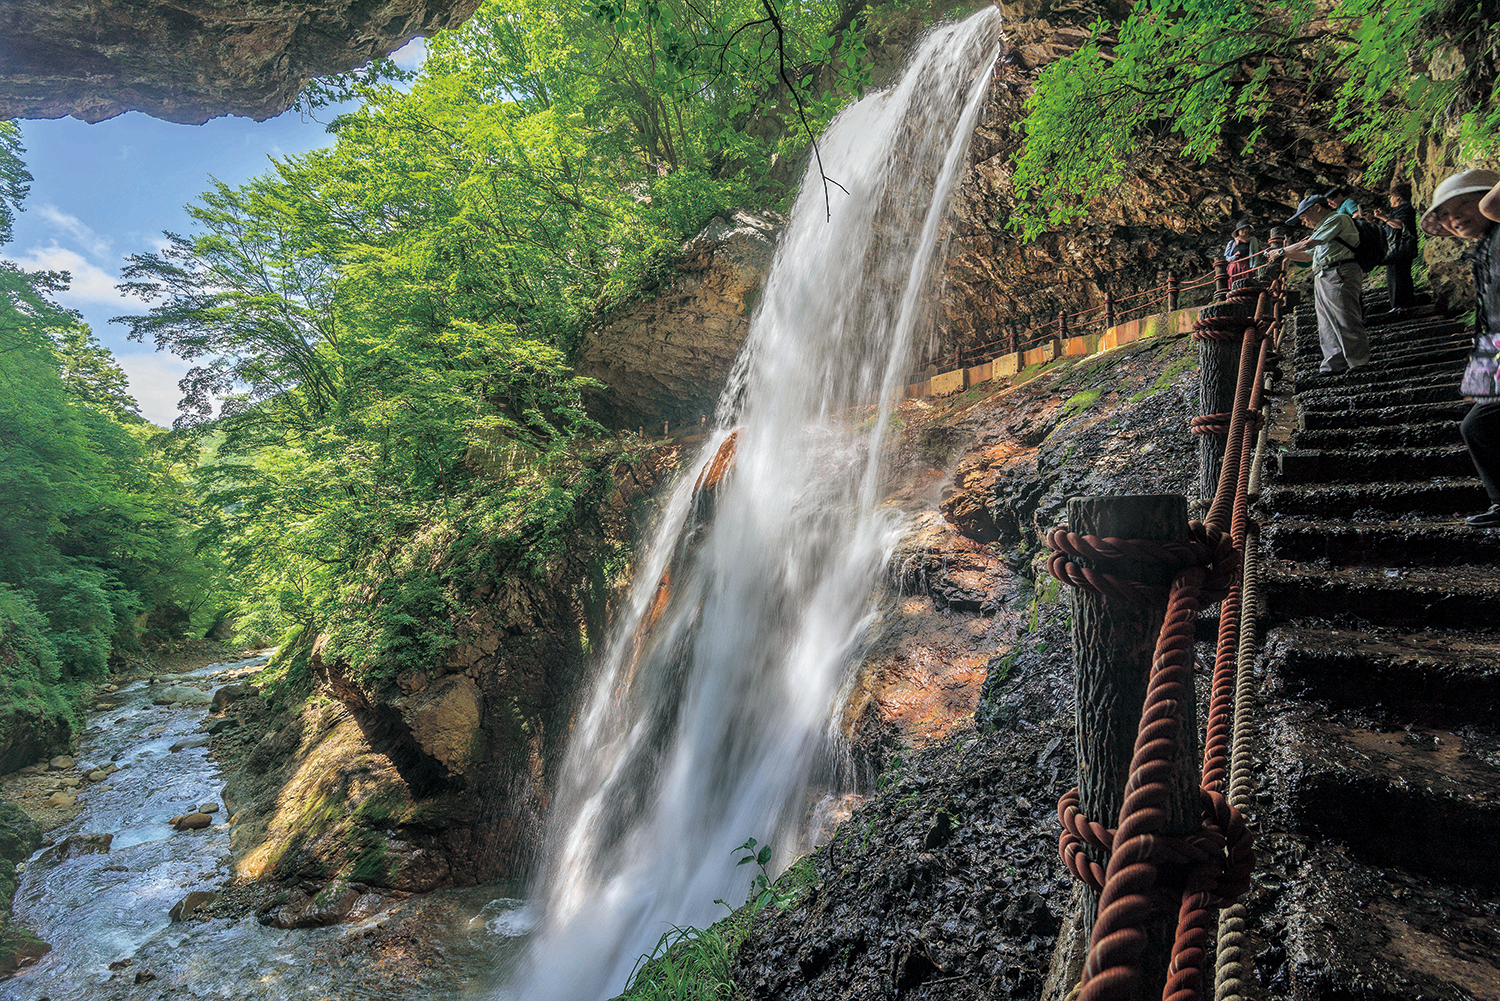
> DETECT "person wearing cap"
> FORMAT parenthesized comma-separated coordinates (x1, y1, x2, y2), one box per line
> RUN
(1371, 182, 1419, 311)
(1268, 193, 1369, 374)
(1421, 168, 1500, 528)
(1223, 220, 1262, 282)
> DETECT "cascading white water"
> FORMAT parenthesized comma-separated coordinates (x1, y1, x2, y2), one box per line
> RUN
(506, 11, 1004, 999)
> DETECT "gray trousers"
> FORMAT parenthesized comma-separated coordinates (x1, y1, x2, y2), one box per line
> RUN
(1314, 261, 1370, 372)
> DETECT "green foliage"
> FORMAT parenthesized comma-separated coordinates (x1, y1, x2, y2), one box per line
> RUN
(1011, 0, 1500, 239)
(616, 836, 817, 1001)
(615, 924, 737, 1001)
(0, 129, 221, 727)
(112, 0, 880, 682)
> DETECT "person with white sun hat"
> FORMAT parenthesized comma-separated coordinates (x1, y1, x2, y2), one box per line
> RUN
(1422, 168, 1500, 528)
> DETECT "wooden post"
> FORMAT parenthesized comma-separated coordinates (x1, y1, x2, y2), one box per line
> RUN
(1104, 290, 1116, 330)
(1067, 494, 1201, 999)
(638, 426, 644, 437)
(663, 420, 669, 437)
(1264, 233, 1286, 283)
(1197, 316, 1245, 503)
(700, 414, 707, 430)
(1167, 272, 1181, 313)
(1213, 258, 1230, 300)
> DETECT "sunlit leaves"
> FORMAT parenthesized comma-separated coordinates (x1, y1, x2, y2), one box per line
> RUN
(1010, 0, 1500, 240)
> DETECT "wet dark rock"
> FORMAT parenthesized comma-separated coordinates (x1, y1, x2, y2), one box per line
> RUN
(36, 833, 111, 866)
(734, 617, 1076, 1001)
(171, 813, 213, 831)
(212, 684, 259, 713)
(134, 969, 156, 984)
(169, 735, 211, 753)
(168, 891, 218, 922)
(0, 0, 484, 124)
(208, 718, 242, 735)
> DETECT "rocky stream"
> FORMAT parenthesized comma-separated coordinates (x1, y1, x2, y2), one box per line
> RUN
(0, 654, 534, 1001)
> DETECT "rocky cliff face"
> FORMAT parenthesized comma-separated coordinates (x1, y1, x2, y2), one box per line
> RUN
(578, 211, 781, 430)
(0, 0, 481, 123)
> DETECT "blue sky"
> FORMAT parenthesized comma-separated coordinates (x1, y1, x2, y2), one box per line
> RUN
(3, 39, 426, 426)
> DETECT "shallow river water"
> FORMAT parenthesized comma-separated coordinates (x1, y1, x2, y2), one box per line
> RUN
(3, 655, 531, 1001)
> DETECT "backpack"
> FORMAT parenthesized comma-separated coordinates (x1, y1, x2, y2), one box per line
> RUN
(1336, 218, 1390, 273)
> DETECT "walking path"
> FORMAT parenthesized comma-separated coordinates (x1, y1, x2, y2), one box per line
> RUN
(1250, 289, 1500, 998)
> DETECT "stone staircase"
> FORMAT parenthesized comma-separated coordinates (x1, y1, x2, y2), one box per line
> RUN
(1250, 290, 1500, 1000)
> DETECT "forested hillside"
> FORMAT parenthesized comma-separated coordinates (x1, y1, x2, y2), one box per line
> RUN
(0, 122, 220, 768)
(110, 0, 878, 688)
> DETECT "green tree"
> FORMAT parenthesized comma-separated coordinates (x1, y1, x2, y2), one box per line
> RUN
(1010, 0, 1500, 239)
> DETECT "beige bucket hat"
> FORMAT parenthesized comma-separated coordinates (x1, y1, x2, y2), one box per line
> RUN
(1420, 168, 1500, 235)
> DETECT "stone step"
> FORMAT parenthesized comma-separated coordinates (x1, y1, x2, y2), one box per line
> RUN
(1268, 705, 1500, 886)
(1293, 380, 1460, 412)
(1265, 836, 1500, 1001)
(1297, 400, 1473, 431)
(1295, 420, 1459, 451)
(1260, 479, 1489, 519)
(1292, 361, 1466, 397)
(1275, 446, 1473, 484)
(1365, 302, 1442, 323)
(1261, 559, 1500, 629)
(1291, 317, 1467, 347)
(1261, 517, 1500, 565)
(1260, 623, 1500, 724)
(1291, 342, 1471, 380)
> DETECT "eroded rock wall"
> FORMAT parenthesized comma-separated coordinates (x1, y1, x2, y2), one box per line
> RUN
(0, 0, 482, 123)
(577, 211, 781, 430)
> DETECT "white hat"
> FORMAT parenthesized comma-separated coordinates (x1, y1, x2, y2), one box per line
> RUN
(1420, 168, 1500, 235)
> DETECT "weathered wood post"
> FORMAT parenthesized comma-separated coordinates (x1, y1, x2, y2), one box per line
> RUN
(1196, 285, 1255, 502)
(1045, 494, 1202, 1001)
(663, 420, 669, 437)
(1264, 233, 1285, 281)
(638, 426, 644, 437)
(1213, 258, 1230, 300)
(1057, 310, 1067, 344)
(1166, 271, 1181, 313)
(1104, 290, 1116, 331)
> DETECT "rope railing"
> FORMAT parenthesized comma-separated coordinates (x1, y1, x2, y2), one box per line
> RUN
(909, 265, 1226, 382)
(1045, 270, 1283, 1001)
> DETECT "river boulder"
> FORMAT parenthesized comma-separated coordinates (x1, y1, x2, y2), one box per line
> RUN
(167, 890, 217, 921)
(211, 684, 259, 713)
(153, 686, 210, 706)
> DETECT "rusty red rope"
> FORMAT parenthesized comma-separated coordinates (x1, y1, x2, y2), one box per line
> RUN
(1048, 283, 1276, 1001)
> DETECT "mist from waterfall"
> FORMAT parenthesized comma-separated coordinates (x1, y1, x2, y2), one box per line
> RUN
(505, 11, 1005, 998)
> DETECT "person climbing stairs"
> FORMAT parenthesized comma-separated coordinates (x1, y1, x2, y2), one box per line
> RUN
(1245, 284, 1500, 998)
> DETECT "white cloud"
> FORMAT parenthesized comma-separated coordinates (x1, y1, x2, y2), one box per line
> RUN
(391, 37, 427, 71)
(1, 242, 142, 313)
(114, 351, 191, 428)
(35, 203, 113, 257)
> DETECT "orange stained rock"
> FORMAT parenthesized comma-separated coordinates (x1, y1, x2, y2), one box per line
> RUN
(693, 429, 739, 498)
(843, 596, 998, 747)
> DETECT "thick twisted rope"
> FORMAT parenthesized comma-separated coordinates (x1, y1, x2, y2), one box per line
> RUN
(1213, 431, 1270, 1001)
(1054, 291, 1273, 1001)
(1075, 567, 1209, 1001)
(1189, 410, 1264, 436)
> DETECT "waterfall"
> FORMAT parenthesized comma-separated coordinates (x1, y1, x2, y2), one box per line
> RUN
(506, 10, 1004, 998)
